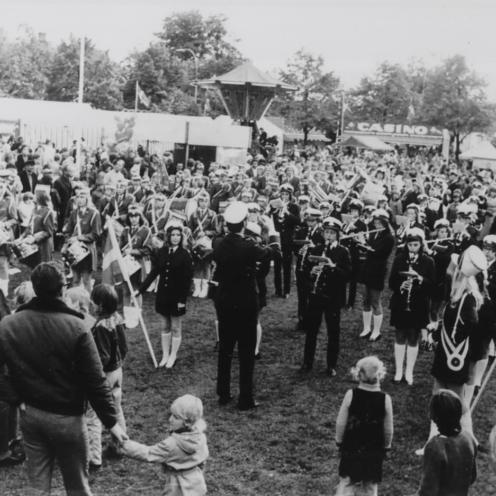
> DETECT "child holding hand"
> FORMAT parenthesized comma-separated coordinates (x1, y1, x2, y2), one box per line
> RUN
(122, 394, 208, 496)
(335, 356, 393, 496)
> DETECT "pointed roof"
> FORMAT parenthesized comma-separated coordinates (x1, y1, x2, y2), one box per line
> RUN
(197, 61, 296, 91)
(459, 141, 496, 161)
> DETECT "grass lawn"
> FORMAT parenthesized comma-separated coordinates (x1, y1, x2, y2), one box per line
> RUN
(2, 270, 496, 495)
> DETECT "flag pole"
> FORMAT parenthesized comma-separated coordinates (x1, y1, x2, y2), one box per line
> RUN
(107, 216, 158, 368)
(135, 80, 138, 113)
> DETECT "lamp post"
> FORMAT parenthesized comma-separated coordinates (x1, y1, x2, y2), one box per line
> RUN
(176, 48, 198, 103)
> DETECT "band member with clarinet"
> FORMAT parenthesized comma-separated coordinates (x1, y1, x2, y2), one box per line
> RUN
(293, 208, 324, 331)
(136, 222, 193, 369)
(300, 217, 351, 377)
(341, 199, 367, 309)
(214, 202, 270, 410)
(119, 204, 151, 307)
(189, 190, 216, 299)
(389, 228, 435, 385)
(359, 209, 394, 342)
(271, 184, 300, 298)
(63, 187, 102, 293)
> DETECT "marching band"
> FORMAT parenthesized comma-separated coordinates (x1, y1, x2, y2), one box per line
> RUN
(0, 145, 495, 422)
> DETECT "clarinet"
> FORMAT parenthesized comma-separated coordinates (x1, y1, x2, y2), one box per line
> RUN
(311, 244, 328, 295)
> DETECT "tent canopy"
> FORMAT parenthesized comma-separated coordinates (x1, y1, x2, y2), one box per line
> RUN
(197, 62, 296, 91)
(459, 141, 496, 161)
(340, 134, 393, 152)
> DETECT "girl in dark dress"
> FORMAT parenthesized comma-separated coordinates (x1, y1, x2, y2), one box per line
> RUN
(389, 228, 435, 385)
(335, 356, 393, 496)
(138, 222, 193, 369)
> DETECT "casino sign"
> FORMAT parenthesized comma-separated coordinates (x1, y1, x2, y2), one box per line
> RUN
(343, 121, 446, 146)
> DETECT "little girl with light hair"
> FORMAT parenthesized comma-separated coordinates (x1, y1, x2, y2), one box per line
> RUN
(122, 394, 208, 496)
(335, 356, 394, 496)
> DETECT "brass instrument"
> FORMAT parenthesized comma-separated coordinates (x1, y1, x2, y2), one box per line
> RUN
(308, 252, 335, 295)
(399, 266, 420, 312)
(340, 228, 384, 241)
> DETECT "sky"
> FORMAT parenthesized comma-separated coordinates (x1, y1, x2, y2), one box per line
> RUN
(2, 0, 496, 98)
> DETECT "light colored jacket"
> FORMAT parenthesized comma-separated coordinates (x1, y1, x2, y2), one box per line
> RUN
(123, 429, 208, 496)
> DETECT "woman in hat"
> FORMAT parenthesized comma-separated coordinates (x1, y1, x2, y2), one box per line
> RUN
(137, 222, 193, 368)
(389, 228, 435, 385)
(188, 191, 217, 298)
(359, 209, 394, 341)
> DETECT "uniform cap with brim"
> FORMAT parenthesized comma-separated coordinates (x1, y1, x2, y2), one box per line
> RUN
(245, 222, 262, 237)
(224, 201, 248, 224)
(247, 202, 261, 212)
(322, 217, 343, 232)
(349, 200, 364, 212)
(483, 235, 496, 251)
(298, 195, 310, 203)
(405, 227, 425, 242)
(372, 208, 390, 222)
(406, 203, 420, 212)
(280, 184, 294, 194)
(454, 245, 488, 277)
(434, 219, 450, 230)
(305, 208, 322, 219)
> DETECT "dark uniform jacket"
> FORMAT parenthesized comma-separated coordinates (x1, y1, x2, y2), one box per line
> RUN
(139, 245, 193, 317)
(389, 250, 435, 329)
(271, 203, 300, 248)
(213, 233, 267, 312)
(308, 242, 351, 308)
(53, 175, 73, 230)
(0, 297, 118, 428)
(360, 228, 394, 290)
(19, 170, 38, 193)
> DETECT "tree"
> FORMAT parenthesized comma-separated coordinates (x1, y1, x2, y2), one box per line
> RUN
(419, 55, 491, 157)
(0, 26, 53, 99)
(156, 10, 241, 61)
(276, 49, 340, 144)
(47, 36, 123, 110)
(347, 62, 412, 123)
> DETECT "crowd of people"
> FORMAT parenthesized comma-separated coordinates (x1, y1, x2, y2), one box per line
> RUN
(1, 133, 496, 494)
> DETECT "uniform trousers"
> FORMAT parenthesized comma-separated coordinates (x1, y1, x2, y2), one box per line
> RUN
(0, 400, 17, 458)
(295, 272, 309, 325)
(20, 405, 92, 496)
(274, 246, 292, 295)
(303, 296, 341, 370)
(216, 305, 258, 407)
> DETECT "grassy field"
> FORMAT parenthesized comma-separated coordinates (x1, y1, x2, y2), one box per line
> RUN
(2, 269, 496, 495)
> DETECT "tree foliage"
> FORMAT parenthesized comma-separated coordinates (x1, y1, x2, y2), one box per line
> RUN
(275, 49, 340, 143)
(47, 36, 123, 110)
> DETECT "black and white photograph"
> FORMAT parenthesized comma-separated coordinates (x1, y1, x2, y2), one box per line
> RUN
(1, 0, 496, 494)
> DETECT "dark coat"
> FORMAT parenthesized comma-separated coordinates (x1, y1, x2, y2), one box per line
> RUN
(19, 170, 38, 193)
(0, 297, 117, 427)
(271, 203, 300, 247)
(360, 229, 394, 290)
(213, 233, 267, 312)
(308, 242, 351, 308)
(389, 250, 435, 329)
(27, 205, 55, 263)
(139, 246, 193, 317)
(53, 175, 73, 229)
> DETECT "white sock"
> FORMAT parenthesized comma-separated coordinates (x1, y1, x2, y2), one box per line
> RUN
(464, 384, 476, 408)
(215, 320, 219, 342)
(394, 344, 406, 381)
(166, 336, 181, 368)
(489, 340, 495, 358)
(472, 359, 488, 387)
(404, 345, 419, 384)
(192, 279, 201, 297)
(360, 311, 372, 336)
(159, 332, 171, 367)
(200, 279, 209, 298)
(255, 323, 262, 355)
(370, 314, 383, 338)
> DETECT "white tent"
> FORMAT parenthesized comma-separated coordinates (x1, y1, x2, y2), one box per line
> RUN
(460, 141, 496, 171)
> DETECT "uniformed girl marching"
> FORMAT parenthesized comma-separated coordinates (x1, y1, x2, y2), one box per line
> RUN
(137, 222, 193, 369)
(389, 228, 435, 385)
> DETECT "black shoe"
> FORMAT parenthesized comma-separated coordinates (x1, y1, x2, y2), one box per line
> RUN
(218, 395, 233, 406)
(369, 333, 382, 342)
(238, 401, 260, 411)
(213, 342, 219, 352)
(0, 451, 25, 467)
(326, 368, 337, 377)
(275, 291, 283, 298)
(255, 353, 261, 360)
(392, 377, 402, 385)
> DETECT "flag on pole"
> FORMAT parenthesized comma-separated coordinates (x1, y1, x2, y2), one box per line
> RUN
(102, 217, 126, 285)
(136, 82, 150, 108)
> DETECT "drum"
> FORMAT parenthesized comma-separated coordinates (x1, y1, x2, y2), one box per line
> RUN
(62, 240, 90, 267)
(13, 241, 39, 263)
(123, 255, 141, 276)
